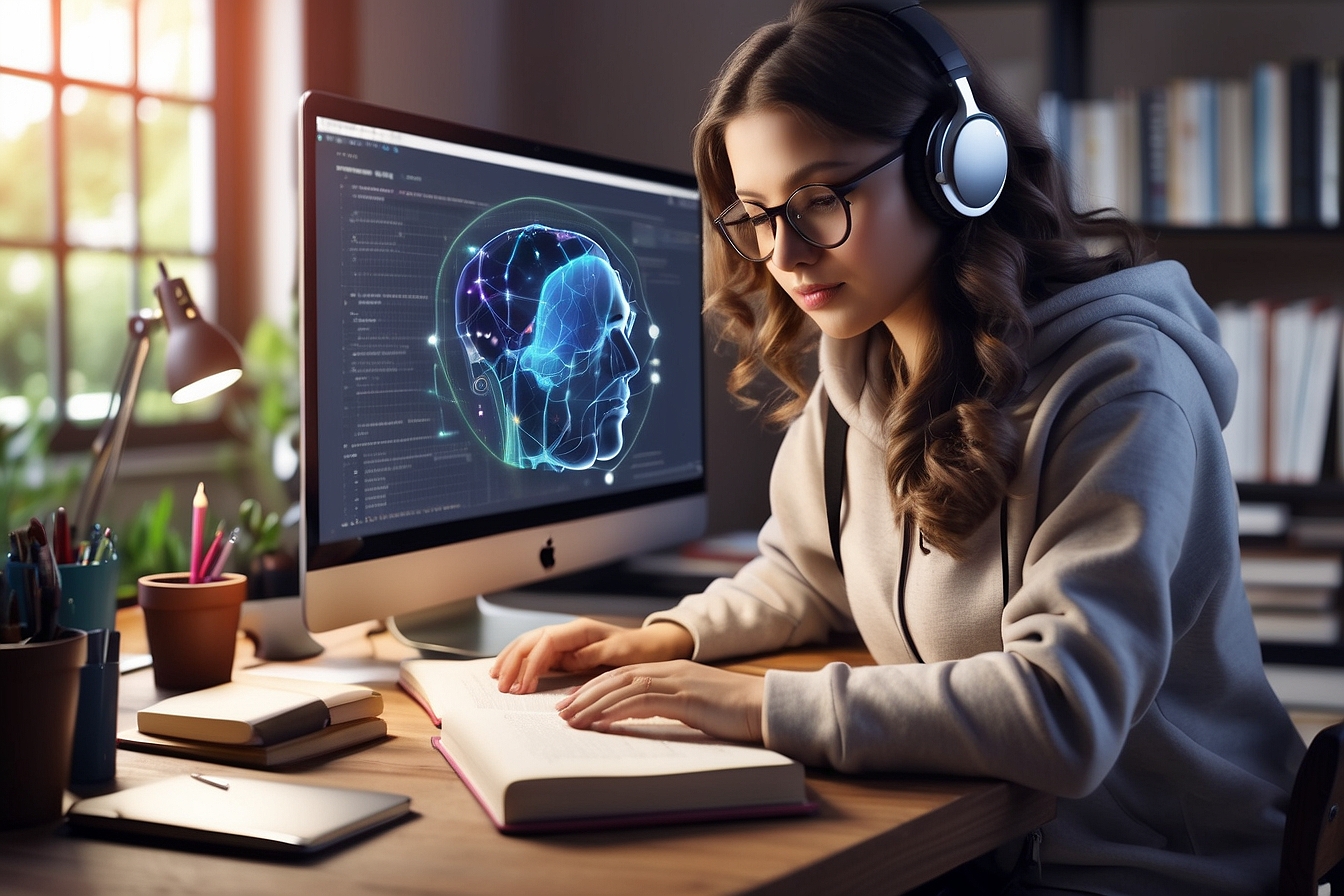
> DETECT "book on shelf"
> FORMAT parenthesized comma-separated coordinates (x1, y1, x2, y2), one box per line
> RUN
(1246, 583, 1336, 612)
(399, 657, 812, 833)
(1291, 515, 1344, 549)
(1237, 501, 1290, 538)
(136, 678, 384, 746)
(1070, 96, 1123, 215)
(1139, 86, 1169, 223)
(116, 717, 389, 768)
(1289, 58, 1322, 226)
(1321, 58, 1341, 227)
(1241, 548, 1344, 589)
(1218, 77, 1255, 227)
(1167, 77, 1218, 226)
(1251, 607, 1341, 645)
(1253, 60, 1291, 227)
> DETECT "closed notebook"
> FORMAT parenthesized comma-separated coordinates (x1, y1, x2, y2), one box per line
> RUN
(137, 678, 384, 745)
(117, 717, 388, 768)
(68, 773, 410, 854)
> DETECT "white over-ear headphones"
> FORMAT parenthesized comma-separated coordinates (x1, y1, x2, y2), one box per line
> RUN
(835, 1, 1009, 222)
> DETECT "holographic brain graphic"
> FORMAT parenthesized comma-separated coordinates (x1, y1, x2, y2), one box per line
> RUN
(434, 200, 657, 473)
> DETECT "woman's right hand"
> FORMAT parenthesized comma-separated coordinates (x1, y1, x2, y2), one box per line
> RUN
(489, 619, 694, 695)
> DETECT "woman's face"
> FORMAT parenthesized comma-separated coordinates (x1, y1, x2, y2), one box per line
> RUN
(722, 107, 942, 351)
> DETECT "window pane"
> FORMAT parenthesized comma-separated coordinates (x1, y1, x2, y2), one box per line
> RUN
(60, 0, 133, 86)
(139, 98, 214, 252)
(0, 248, 53, 427)
(136, 254, 218, 424)
(0, 0, 54, 73)
(0, 75, 54, 241)
(62, 84, 134, 248)
(138, 0, 213, 99)
(64, 249, 133, 425)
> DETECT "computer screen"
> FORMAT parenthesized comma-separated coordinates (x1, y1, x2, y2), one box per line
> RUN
(298, 92, 707, 656)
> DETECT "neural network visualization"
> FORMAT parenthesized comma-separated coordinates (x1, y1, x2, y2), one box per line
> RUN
(433, 199, 661, 474)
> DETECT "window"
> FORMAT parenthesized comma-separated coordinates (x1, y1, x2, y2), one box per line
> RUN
(0, 0, 222, 445)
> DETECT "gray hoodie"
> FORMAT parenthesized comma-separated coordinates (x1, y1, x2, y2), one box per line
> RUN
(649, 261, 1304, 894)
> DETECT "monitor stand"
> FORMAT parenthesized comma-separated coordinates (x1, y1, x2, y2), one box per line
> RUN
(385, 558, 711, 659)
(386, 595, 578, 660)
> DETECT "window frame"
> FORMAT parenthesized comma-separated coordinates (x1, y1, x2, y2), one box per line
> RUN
(0, 0, 254, 455)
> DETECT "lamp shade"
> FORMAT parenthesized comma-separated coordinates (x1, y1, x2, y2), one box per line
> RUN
(154, 269, 244, 404)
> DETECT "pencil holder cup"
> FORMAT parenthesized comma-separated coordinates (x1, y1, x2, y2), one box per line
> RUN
(0, 629, 87, 828)
(137, 573, 247, 692)
(5, 557, 120, 636)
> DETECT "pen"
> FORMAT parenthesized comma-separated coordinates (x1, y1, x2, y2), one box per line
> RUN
(83, 523, 103, 565)
(191, 773, 230, 790)
(92, 527, 115, 564)
(207, 527, 239, 581)
(189, 482, 207, 584)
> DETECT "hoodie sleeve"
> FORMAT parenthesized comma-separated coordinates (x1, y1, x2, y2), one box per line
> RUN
(764, 324, 1205, 798)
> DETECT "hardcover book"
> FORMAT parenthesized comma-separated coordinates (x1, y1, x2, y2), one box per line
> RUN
(136, 678, 384, 745)
(117, 717, 388, 768)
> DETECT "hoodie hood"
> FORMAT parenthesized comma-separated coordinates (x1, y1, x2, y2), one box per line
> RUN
(821, 260, 1236, 445)
(1025, 260, 1235, 426)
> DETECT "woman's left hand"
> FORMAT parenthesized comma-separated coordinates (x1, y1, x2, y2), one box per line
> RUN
(556, 661, 766, 744)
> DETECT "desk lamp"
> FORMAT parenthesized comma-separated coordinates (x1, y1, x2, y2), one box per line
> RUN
(70, 262, 244, 538)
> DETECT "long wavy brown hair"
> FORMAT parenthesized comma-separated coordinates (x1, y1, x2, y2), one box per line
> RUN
(693, 0, 1151, 558)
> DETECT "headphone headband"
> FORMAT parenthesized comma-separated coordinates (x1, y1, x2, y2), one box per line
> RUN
(827, 0, 1007, 221)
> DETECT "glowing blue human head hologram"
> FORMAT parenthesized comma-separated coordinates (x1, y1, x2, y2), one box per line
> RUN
(438, 207, 653, 472)
(516, 250, 640, 468)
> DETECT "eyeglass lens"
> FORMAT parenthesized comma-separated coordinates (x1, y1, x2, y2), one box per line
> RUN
(719, 185, 850, 261)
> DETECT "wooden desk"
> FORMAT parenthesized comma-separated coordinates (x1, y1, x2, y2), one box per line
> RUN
(0, 607, 1054, 895)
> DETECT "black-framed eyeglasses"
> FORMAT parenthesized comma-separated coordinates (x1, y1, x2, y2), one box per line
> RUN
(713, 144, 905, 263)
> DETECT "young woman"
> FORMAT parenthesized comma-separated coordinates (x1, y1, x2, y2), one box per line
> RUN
(491, 2, 1305, 891)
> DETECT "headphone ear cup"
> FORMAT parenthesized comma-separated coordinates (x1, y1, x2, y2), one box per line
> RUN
(903, 105, 961, 226)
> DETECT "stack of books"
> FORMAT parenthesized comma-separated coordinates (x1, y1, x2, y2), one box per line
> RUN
(118, 678, 387, 768)
(1242, 547, 1343, 646)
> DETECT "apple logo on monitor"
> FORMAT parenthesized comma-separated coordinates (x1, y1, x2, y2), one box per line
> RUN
(540, 538, 556, 570)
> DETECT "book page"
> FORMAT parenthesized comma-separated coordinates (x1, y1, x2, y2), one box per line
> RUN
(404, 658, 794, 775)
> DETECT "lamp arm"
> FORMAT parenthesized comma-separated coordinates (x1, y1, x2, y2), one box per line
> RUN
(71, 311, 161, 538)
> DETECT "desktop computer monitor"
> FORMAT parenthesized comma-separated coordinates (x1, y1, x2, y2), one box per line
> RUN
(297, 92, 707, 657)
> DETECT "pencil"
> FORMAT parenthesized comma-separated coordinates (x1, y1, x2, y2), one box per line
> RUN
(189, 482, 207, 584)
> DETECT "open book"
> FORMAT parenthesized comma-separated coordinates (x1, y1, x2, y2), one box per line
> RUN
(400, 658, 812, 833)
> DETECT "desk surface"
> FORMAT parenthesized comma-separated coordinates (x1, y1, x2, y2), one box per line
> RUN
(0, 606, 1054, 896)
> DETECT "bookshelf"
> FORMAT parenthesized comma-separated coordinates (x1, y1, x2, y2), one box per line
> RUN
(1010, 0, 1344, 668)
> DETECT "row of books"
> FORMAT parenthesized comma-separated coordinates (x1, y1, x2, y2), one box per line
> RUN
(1243, 547, 1342, 647)
(1215, 298, 1342, 485)
(1039, 57, 1341, 228)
